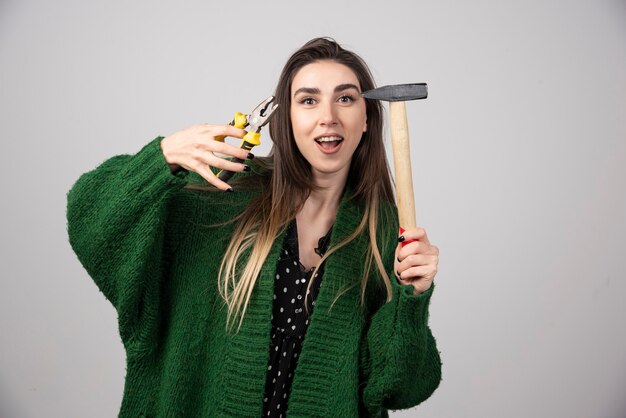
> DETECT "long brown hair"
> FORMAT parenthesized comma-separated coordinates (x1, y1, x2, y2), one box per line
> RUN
(188, 37, 397, 333)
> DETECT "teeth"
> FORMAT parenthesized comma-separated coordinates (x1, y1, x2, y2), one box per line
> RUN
(316, 136, 343, 142)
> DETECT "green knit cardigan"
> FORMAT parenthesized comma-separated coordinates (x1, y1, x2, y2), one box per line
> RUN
(66, 136, 442, 417)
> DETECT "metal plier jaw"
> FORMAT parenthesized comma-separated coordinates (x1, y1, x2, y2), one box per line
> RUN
(215, 95, 278, 183)
(246, 96, 278, 133)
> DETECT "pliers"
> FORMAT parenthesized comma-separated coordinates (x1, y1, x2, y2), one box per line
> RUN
(215, 96, 278, 183)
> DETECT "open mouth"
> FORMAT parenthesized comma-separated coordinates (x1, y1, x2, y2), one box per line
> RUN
(314, 135, 344, 150)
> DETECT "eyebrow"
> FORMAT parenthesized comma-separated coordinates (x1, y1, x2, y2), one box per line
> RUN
(293, 83, 361, 97)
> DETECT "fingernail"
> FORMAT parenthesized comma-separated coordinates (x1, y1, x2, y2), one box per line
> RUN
(247, 152, 255, 160)
(398, 235, 405, 242)
(226, 188, 234, 192)
(243, 165, 251, 172)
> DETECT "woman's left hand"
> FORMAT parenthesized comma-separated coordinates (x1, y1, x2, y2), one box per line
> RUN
(394, 227, 439, 296)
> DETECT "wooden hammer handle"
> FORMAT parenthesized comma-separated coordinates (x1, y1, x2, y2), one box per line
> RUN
(389, 101, 416, 231)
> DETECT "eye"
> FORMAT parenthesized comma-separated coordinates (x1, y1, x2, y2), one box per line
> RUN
(338, 95, 355, 103)
(298, 97, 316, 105)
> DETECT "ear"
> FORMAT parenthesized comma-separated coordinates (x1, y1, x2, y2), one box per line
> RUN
(363, 118, 367, 133)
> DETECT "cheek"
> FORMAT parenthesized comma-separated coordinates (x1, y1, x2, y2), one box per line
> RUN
(349, 112, 367, 135)
(291, 112, 316, 138)
(346, 104, 367, 132)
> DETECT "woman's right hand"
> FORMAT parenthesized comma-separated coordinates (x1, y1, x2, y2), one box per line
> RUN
(160, 124, 254, 191)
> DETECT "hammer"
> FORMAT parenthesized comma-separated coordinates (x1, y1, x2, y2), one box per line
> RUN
(361, 83, 428, 246)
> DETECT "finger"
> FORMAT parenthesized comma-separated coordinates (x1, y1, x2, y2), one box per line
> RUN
(399, 265, 436, 282)
(398, 227, 430, 246)
(397, 240, 427, 263)
(208, 139, 254, 162)
(193, 150, 249, 173)
(192, 162, 231, 191)
(395, 267, 418, 283)
(398, 253, 437, 269)
(208, 124, 247, 139)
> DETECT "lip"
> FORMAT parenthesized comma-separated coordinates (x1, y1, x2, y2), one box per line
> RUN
(315, 140, 343, 154)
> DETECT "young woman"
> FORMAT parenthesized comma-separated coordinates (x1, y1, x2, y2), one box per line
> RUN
(67, 37, 442, 418)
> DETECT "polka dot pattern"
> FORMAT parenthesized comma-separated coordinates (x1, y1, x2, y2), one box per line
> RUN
(262, 219, 333, 417)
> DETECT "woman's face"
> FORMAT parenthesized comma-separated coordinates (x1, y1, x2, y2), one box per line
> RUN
(290, 60, 367, 183)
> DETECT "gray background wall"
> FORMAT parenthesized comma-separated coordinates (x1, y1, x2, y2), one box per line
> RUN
(1, 0, 625, 417)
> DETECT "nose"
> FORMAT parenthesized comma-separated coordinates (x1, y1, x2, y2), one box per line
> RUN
(319, 102, 338, 127)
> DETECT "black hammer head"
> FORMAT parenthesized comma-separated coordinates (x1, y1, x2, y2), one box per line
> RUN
(361, 83, 428, 102)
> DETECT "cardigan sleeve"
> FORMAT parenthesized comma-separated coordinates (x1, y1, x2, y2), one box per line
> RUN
(361, 204, 442, 415)
(66, 136, 190, 356)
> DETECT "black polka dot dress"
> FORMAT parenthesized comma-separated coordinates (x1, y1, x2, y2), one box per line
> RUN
(262, 218, 334, 418)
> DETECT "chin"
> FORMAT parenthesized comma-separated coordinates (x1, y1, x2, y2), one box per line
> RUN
(310, 161, 351, 178)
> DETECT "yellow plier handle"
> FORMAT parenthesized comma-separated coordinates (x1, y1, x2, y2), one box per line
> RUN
(214, 113, 262, 183)
(214, 112, 262, 148)
(213, 96, 278, 184)
(214, 112, 249, 142)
